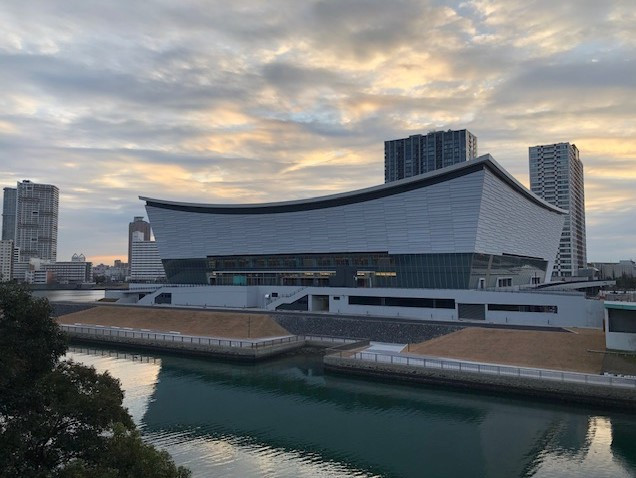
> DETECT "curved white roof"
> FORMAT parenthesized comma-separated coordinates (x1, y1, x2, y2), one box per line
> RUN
(141, 154, 565, 215)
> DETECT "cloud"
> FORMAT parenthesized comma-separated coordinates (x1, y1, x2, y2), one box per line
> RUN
(0, 0, 634, 262)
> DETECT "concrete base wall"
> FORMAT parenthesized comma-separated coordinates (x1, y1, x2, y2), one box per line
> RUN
(107, 285, 605, 329)
(324, 356, 636, 410)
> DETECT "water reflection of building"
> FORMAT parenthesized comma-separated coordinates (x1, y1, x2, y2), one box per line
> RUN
(139, 354, 594, 478)
(611, 420, 636, 471)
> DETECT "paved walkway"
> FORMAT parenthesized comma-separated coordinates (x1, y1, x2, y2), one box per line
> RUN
(363, 342, 407, 354)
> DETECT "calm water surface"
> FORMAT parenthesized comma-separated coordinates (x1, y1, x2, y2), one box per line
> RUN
(66, 345, 636, 478)
(33, 289, 105, 302)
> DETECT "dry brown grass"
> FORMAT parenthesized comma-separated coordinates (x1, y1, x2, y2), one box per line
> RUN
(406, 327, 605, 373)
(57, 306, 290, 339)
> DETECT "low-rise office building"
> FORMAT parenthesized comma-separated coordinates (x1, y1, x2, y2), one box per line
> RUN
(42, 261, 93, 284)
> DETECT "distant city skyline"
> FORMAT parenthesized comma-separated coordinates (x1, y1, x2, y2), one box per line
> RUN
(0, 1, 634, 263)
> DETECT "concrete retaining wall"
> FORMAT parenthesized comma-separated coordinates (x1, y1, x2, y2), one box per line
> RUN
(64, 330, 304, 361)
(323, 356, 636, 410)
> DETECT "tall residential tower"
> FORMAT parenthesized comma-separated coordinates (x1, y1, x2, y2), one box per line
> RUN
(384, 129, 478, 182)
(2, 187, 17, 241)
(15, 180, 59, 262)
(529, 143, 587, 278)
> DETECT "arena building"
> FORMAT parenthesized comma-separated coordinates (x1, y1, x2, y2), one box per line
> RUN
(133, 155, 603, 328)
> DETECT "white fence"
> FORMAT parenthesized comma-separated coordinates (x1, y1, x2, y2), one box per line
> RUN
(60, 324, 359, 350)
(335, 351, 636, 390)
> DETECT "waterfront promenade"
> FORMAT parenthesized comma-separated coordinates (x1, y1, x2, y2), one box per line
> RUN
(53, 302, 636, 408)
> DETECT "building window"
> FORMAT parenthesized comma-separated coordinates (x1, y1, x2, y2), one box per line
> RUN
(488, 304, 557, 314)
(497, 277, 513, 288)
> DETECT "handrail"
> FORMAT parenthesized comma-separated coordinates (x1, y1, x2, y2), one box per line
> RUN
(59, 324, 360, 350)
(265, 286, 308, 307)
(59, 324, 303, 349)
(59, 324, 372, 349)
(329, 350, 636, 390)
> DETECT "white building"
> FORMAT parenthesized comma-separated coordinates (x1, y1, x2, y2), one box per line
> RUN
(590, 260, 636, 280)
(130, 231, 166, 282)
(116, 155, 605, 328)
(529, 143, 587, 278)
(0, 239, 13, 282)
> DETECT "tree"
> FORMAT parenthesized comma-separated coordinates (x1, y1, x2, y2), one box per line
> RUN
(0, 283, 191, 478)
(0, 283, 67, 417)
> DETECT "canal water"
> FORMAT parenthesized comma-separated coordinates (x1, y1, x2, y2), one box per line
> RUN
(66, 345, 636, 478)
(33, 289, 105, 302)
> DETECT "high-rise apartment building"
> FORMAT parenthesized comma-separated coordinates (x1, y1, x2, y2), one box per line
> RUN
(128, 216, 151, 265)
(384, 129, 478, 182)
(529, 143, 586, 277)
(15, 180, 59, 262)
(2, 187, 17, 241)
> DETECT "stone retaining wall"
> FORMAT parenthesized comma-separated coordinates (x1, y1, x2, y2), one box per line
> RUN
(274, 313, 461, 343)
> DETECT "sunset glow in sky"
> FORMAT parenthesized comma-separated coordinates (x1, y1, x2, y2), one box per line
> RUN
(1, 0, 635, 264)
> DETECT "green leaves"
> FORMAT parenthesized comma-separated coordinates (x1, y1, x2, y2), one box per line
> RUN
(0, 283, 67, 418)
(0, 283, 190, 478)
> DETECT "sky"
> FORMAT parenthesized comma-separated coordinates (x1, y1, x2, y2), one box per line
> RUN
(0, 0, 635, 265)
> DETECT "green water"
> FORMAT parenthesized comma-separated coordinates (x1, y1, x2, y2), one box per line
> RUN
(67, 346, 636, 478)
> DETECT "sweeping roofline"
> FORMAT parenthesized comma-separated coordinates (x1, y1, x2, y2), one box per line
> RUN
(141, 154, 566, 215)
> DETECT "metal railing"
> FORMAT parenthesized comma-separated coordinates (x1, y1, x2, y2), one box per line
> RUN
(265, 287, 308, 307)
(60, 324, 303, 349)
(302, 335, 359, 345)
(330, 351, 636, 390)
(61, 324, 365, 351)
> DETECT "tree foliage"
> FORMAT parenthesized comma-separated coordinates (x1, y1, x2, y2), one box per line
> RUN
(0, 283, 191, 478)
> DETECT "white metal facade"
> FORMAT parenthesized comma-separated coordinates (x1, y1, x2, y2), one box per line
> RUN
(143, 155, 565, 278)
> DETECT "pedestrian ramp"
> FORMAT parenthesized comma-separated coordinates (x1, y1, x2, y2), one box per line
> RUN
(363, 341, 406, 354)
